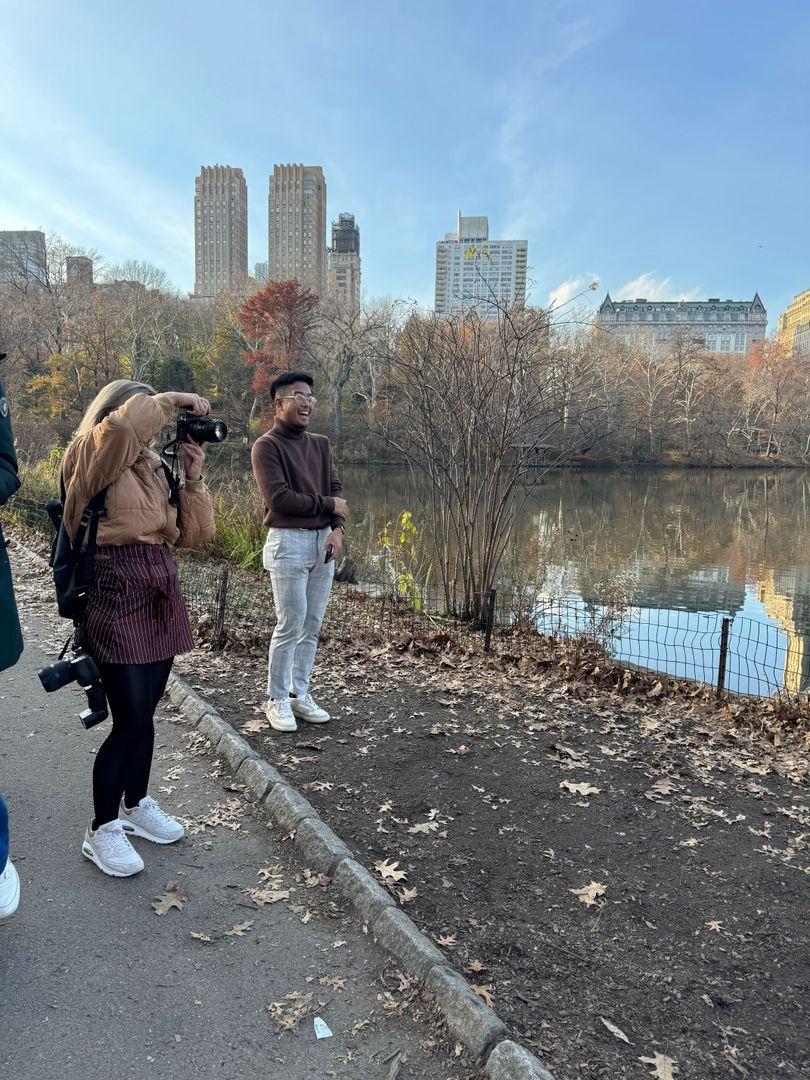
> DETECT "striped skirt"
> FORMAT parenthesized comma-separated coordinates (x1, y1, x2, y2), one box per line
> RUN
(84, 543, 195, 664)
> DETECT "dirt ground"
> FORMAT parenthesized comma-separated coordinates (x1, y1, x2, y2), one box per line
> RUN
(8, 525, 808, 1080)
(175, 627, 810, 1080)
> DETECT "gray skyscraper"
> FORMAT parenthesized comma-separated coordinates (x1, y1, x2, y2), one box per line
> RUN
(0, 230, 47, 290)
(193, 165, 248, 299)
(327, 212, 361, 310)
(267, 164, 327, 296)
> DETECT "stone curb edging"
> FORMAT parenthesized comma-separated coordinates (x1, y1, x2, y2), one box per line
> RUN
(167, 670, 556, 1078)
(9, 539, 554, 1078)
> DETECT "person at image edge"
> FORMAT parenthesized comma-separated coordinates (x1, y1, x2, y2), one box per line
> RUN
(0, 353, 24, 918)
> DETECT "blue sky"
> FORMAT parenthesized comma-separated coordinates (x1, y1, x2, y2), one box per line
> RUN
(1, 0, 807, 326)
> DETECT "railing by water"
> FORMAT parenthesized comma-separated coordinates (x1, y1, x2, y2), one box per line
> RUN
(5, 495, 808, 703)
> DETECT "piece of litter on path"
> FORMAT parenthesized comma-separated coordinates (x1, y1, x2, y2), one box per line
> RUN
(314, 1016, 332, 1039)
(599, 1016, 631, 1043)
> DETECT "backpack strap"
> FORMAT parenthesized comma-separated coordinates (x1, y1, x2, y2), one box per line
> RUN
(161, 460, 181, 508)
(58, 474, 108, 561)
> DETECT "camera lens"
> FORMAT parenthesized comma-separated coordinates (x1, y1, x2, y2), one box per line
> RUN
(38, 658, 76, 693)
(184, 416, 228, 445)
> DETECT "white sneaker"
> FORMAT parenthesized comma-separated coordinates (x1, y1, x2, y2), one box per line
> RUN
(82, 820, 144, 878)
(0, 858, 20, 919)
(290, 693, 330, 724)
(120, 796, 185, 845)
(264, 698, 297, 732)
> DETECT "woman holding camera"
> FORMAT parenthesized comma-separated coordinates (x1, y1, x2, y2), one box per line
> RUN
(61, 380, 215, 877)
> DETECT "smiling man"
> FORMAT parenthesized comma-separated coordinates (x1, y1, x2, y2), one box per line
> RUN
(251, 373, 347, 732)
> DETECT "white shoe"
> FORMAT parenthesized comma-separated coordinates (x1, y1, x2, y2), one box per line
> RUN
(120, 796, 185, 845)
(0, 858, 20, 919)
(290, 693, 330, 724)
(264, 698, 297, 732)
(82, 820, 144, 878)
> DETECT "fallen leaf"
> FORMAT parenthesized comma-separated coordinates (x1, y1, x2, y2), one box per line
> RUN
(407, 820, 439, 834)
(705, 920, 723, 932)
(265, 991, 315, 1032)
(437, 933, 457, 948)
(639, 1052, 678, 1079)
(471, 984, 495, 1007)
(374, 859, 408, 883)
(226, 919, 254, 937)
(386, 1051, 404, 1079)
(257, 865, 284, 884)
(152, 882, 186, 916)
(569, 881, 607, 908)
(599, 1016, 631, 1043)
(468, 959, 487, 973)
(190, 931, 214, 944)
(645, 777, 677, 800)
(560, 780, 600, 797)
(248, 886, 290, 906)
(398, 887, 418, 905)
(552, 743, 584, 760)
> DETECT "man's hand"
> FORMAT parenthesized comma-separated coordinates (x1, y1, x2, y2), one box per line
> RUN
(181, 441, 205, 482)
(323, 528, 344, 564)
(332, 496, 348, 519)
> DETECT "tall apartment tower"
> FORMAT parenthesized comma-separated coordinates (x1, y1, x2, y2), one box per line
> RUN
(434, 212, 528, 317)
(327, 212, 361, 310)
(0, 230, 47, 289)
(193, 165, 248, 299)
(267, 164, 327, 296)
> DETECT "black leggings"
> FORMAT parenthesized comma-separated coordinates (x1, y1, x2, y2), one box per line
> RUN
(92, 658, 173, 828)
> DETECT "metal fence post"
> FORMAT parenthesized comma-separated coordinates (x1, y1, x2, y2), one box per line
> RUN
(213, 565, 229, 650)
(484, 588, 497, 653)
(716, 616, 731, 699)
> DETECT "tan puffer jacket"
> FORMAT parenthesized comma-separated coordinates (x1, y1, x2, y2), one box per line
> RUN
(61, 392, 215, 550)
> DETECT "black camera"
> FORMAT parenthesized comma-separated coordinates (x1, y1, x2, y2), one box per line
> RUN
(38, 653, 108, 729)
(176, 408, 228, 445)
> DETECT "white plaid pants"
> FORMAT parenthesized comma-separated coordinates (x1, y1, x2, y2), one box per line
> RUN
(263, 526, 335, 701)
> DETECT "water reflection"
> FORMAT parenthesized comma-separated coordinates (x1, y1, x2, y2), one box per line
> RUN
(342, 467, 810, 696)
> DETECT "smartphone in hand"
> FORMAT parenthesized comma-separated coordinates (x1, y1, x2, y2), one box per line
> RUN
(324, 543, 334, 564)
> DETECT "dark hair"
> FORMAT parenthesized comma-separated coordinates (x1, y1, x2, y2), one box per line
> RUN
(270, 371, 314, 402)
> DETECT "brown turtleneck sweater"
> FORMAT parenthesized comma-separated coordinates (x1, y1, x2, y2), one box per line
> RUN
(251, 420, 345, 530)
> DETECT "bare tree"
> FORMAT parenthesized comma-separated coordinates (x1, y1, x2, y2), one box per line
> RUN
(372, 299, 602, 618)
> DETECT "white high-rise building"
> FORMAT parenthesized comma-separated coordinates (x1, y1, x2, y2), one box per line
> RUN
(434, 213, 528, 317)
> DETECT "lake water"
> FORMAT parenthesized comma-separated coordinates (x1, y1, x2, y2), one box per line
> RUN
(340, 467, 810, 698)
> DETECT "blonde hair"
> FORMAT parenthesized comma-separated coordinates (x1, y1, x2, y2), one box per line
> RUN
(73, 379, 156, 440)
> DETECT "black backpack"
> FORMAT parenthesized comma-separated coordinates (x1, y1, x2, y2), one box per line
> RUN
(45, 482, 108, 622)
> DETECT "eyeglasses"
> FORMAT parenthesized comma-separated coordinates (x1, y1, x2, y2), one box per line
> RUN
(283, 392, 318, 406)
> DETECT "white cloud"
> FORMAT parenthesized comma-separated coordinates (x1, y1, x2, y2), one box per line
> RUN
(547, 275, 599, 310)
(496, 17, 603, 240)
(616, 273, 702, 302)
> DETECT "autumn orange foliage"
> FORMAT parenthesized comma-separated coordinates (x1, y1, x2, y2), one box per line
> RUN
(238, 279, 318, 397)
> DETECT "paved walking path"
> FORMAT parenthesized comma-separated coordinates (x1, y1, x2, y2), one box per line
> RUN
(0, 563, 471, 1080)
